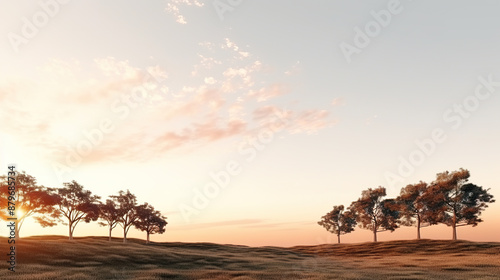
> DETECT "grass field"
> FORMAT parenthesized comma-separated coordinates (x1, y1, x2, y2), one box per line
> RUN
(0, 236, 499, 279)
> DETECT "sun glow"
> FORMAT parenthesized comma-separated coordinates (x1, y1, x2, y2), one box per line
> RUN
(17, 209, 25, 218)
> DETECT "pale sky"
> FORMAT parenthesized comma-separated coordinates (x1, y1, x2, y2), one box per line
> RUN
(0, 0, 499, 246)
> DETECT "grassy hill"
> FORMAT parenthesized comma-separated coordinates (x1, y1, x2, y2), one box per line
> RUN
(0, 236, 499, 279)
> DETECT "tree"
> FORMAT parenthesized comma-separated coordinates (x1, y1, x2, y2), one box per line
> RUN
(55, 181, 101, 240)
(318, 205, 356, 244)
(0, 171, 60, 238)
(350, 187, 399, 242)
(423, 169, 495, 240)
(396, 181, 432, 239)
(134, 203, 168, 244)
(112, 190, 139, 243)
(98, 199, 121, 241)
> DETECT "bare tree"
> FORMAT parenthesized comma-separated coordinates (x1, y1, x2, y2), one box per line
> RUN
(423, 169, 495, 240)
(134, 203, 168, 244)
(98, 199, 120, 241)
(318, 205, 357, 243)
(350, 187, 399, 242)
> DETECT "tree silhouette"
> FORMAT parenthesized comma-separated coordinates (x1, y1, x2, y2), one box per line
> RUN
(318, 205, 356, 243)
(98, 199, 121, 241)
(55, 181, 101, 240)
(423, 169, 495, 240)
(134, 203, 168, 244)
(112, 190, 139, 243)
(396, 181, 432, 239)
(0, 171, 60, 238)
(350, 187, 399, 242)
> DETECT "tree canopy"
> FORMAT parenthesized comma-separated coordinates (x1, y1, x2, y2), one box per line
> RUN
(396, 181, 431, 239)
(98, 199, 121, 241)
(112, 190, 139, 243)
(134, 203, 168, 244)
(0, 171, 60, 238)
(422, 169, 495, 240)
(349, 187, 399, 242)
(321, 168, 495, 243)
(318, 205, 356, 244)
(0, 171, 169, 243)
(54, 181, 101, 240)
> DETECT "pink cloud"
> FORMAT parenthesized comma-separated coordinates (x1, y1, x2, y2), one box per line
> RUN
(252, 105, 290, 122)
(94, 57, 141, 80)
(0, 39, 337, 168)
(289, 109, 335, 134)
(248, 84, 288, 102)
(138, 118, 247, 157)
(252, 106, 334, 135)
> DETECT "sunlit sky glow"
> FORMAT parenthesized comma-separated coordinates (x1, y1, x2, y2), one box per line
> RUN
(1, 0, 499, 246)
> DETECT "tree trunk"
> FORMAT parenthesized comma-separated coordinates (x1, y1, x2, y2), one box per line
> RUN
(147, 232, 150, 244)
(452, 224, 457, 240)
(452, 209, 457, 240)
(123, 227, 127, 243)
(417, 215, 421, 240)
(337, 233, 340, 244)
(69, 222, 73, 240)
(15, 222, 19, 240)
(373, 228, 377, 242)
(16, 218, 24, 239)
(108, 226, 112, 242)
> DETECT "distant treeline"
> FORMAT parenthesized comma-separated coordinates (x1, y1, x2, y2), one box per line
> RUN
(318, 168, 495, 243)
(0, 171, 167, 243)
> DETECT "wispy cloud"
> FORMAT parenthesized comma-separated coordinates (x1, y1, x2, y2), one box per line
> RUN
(166, 0, 205, 24)
(253, 106, 336, 135)
(222, 38, 250, 59)
(248, 84, 288, 102)
(0, 37, 336, 167)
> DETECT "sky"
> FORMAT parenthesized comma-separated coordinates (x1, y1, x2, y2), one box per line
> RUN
(0, 0, 499, 246)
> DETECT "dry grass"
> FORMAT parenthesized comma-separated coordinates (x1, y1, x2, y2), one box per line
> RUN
(0, 236, 499, 279)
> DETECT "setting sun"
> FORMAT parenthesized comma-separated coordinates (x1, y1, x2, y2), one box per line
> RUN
(16, 209, 25, 219)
